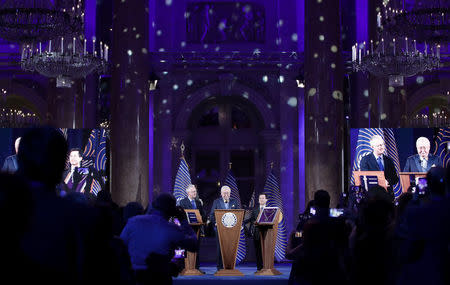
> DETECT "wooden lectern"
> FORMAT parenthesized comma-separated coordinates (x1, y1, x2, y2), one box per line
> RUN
(399, 172, 426, 193)
(214, 209, 245, 276)
(353, 171, 387, 190)
(254, 207, 282, 276)
(180, 209, 204, 276)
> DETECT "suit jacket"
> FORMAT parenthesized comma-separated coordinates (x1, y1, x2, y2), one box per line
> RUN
(179, 197, 206, 222)
(245, 206, 262, 239)
(1, 154, 18, 173)
(403, 154, 442, 172)
(209, 198, 240, 225)
(360, 153, 399, 189)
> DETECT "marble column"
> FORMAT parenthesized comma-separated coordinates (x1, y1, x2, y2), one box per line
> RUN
(111, 0, 149, 206)
(305, 0, 344, 206)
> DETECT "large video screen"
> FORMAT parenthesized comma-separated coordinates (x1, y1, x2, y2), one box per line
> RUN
(0, 128, 108, 196)
(350, 128, 449, 197)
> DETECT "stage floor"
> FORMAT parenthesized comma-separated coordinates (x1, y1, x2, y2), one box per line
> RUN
(174, 263, 291, 285)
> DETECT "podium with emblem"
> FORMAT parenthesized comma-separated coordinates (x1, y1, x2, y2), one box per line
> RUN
(214, 209, 245, 276)
(255, 207, 282, 275)
(180, 209, 204, 276)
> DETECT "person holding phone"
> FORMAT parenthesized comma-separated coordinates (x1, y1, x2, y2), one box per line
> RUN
(120, 193, 198, 284)
(404, 137, 442, 172)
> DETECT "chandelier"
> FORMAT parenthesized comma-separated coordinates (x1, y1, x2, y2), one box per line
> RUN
(0, 88, 40, 127)
(352, 36, 440, 86)
(21, 36, 109, 87)
(0, 0, 82, 43)
(379, 1, 450, 43)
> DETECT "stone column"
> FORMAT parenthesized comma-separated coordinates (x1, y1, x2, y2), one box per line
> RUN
(111, 0, 149, 206)
(305, 0, 344, 206)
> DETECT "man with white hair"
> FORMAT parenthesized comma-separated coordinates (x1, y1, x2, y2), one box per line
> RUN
(360, 135, 399, 200)
(209, 185, 240, 271)
(404, 137, 442, 172)
(1, 137, 21, 173)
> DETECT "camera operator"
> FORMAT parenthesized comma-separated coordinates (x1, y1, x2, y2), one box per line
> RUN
(120, 193, 198, 285)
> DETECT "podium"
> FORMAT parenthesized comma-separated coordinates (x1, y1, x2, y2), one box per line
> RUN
(399, 172, 426, 193)
(353, 171, 387, 190)
(214, 209, 245, 276)
(254, 207, 282, 276)
(180, 209, 204, 276)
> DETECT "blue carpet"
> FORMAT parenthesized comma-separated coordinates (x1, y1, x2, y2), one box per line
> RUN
(174, 262, 291, 285)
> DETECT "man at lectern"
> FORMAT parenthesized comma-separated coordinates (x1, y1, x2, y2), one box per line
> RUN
(209, 185, 240, 270)
(179, 184, 206, 222)
(179, 184, 206, 273)
(360, 135, 399, 200)
(245, 192, 268, 272)
(404, 137, 442, 172)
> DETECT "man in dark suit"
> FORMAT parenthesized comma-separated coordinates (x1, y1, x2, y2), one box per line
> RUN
(245, 192, 268, 272)
(61, 148, 88, 194)
(404, 137, 443, 172)
(360, 135, 399, 200)
(179, 184, 206, 221)
(1, 137, 20, 174)
(178, 184, 206, 273)
(209, 185, 240, 271)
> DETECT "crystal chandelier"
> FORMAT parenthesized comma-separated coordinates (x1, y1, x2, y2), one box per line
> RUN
(0, 0, 82, 43)
(21, 36, 109, 87)
(378, 0, 450, 43)
(0, 88, 40, 127)
(352, 35, 440, 86)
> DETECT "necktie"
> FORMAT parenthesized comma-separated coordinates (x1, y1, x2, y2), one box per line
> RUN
(191, 199, 196, 209)
(421, 159, 427, 171)
(224, 201, 229, 209)
(377, 156, 384, 171)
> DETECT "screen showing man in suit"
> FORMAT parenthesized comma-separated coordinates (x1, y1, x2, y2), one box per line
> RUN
(1, 137, 20, 174)
(209, 185, 240, 270)
(62, 148, 88, 194)
(404, 137, 443, 172)
(360, 135, 399, 200)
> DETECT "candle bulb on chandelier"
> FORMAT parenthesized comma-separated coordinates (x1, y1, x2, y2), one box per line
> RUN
(414, 40, 417, 54)
(83, 39, 86, 55)
(405, 37, 408, 54)
(377, 12, 381, 28)
(73, 37, 76, 54)
(105, 45, 108, 61)
(100, 41, 103, 59)
(352, 45, 356, 61)
(39, 42, 42, 54)
(370, 40, 373, 55)
(49, 40, 52, 53)
(381, 38, 385, 55)
(393, 38, 396, 56)
(424, 42, 427, 56)
(437, 45, 440, 59)
(358, 48, 361, 64)
(61, 37, 64, 54)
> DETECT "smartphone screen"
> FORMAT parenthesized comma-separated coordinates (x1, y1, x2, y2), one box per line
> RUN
(329, 208, 344, 217)
(174, 248, 185, 258)
(417, 178, 427, 195)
